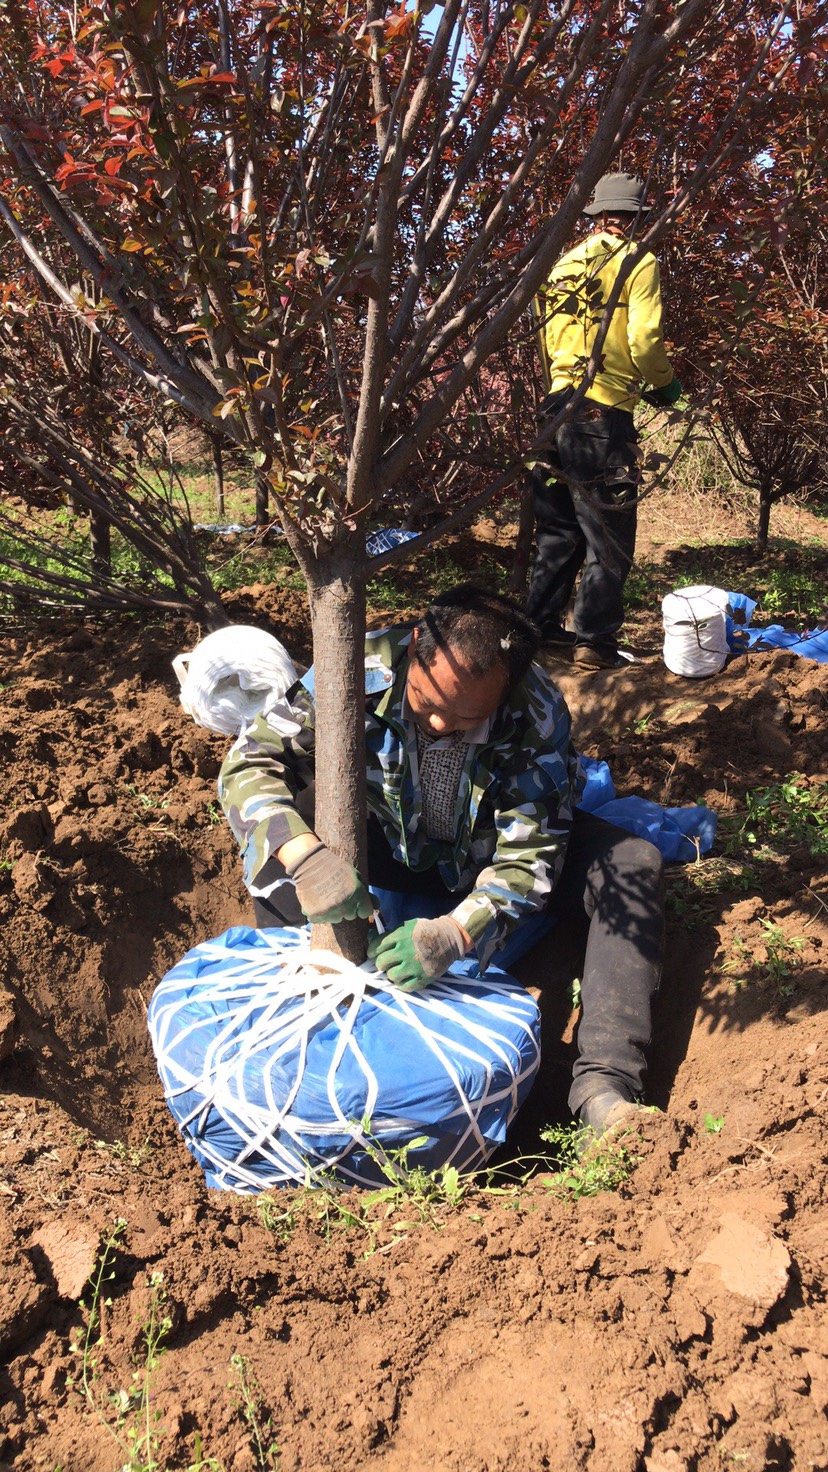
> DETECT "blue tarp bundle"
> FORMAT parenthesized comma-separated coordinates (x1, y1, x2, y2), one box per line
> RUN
(148, 926, 541, 1194)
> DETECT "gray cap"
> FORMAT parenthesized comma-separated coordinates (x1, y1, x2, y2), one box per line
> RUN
(584, 172, 649, 216)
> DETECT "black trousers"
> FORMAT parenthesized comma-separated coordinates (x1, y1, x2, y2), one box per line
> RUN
(251, 800, 663, 1119)
(526, 391, 639, 657)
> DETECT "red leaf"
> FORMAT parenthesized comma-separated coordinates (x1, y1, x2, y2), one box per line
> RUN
(104, 156, 123, 176)
(385, 11, 414, 40)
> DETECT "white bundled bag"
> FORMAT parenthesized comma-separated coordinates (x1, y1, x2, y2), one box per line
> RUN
(662, 585, 729, 678)
(173, 625, 297, 735)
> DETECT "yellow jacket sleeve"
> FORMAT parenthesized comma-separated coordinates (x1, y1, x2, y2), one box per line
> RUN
(626, 255, 674, 389)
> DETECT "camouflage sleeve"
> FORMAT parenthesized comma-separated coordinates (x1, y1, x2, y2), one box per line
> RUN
(450, 686, 579, 971)
(217, 689, 316, 892)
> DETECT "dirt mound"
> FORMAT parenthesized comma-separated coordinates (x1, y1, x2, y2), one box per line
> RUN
(1, 607, 826, 1472)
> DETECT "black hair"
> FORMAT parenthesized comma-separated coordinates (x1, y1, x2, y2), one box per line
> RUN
(414, 584, 541, 689)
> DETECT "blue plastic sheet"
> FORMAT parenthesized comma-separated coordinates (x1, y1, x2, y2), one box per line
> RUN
(578, 755, 717, 861)
(742, 625, 828, 662)
(725, 590, 828, 664)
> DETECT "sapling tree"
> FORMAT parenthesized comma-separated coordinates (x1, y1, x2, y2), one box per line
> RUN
(0, 0, 817, 956)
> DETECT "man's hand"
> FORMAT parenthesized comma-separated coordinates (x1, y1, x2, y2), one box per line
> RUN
(368, 916, 470, 991)
(284, 841, 372, 924)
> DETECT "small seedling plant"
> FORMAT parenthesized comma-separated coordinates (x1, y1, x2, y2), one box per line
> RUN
(721, 918, 805, 1000)
(230, 1354, 280, 1471)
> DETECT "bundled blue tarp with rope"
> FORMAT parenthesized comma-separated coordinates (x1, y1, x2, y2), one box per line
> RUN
(147, 927, 541, 1194)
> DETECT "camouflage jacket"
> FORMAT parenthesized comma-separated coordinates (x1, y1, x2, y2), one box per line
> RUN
(219, 627, 581, 970)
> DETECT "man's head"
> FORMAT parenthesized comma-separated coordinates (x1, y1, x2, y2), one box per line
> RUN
(406, 585, 540, 736)
(584, 172, 649, 234)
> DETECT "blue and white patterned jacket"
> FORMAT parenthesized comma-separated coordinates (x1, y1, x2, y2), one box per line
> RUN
(219, 626, 582, 969)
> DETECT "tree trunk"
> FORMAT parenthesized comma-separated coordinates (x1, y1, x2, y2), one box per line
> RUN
(211, 435, 225, 521)
(90, 509, 111, 576)
(306, 554, 369, 964)
(509, 480, 536, 595)
(756, 481, 772, 555)
(255, 470, 269, 529)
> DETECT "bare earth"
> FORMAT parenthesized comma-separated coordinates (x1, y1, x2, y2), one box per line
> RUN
(1, 568, 827, 1472)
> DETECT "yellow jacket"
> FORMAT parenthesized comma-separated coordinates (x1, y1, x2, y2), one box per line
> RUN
(539, 231, 674, 411)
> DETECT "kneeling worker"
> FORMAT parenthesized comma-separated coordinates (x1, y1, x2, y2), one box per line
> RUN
(219, 585, 663, 1137)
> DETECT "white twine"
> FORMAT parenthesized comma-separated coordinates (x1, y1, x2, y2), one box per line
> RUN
(149, 932, 540, 1193)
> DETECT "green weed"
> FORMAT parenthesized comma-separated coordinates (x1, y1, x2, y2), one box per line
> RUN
(229, 1355, 280, 1471)
(703, 1113, 725, 1134)
(733, 776, 828, 859)
(186, 1432, 225, 1471)
(94, 1136, 154, 1170)
(758, 919, 805, 998)
(615, 560, 671, 611)
(720, 919, 805, 999)
(68, 1217, 126, 1407)
(539, 1122, 642, 1199)
(720, 933, 752, 987)
(67, 1222, 221, 1471)
(116, 1270, 173, 1472)
(754, 557, 826, 620)
(258, 1130, 470, 1255)
(127, 785, 170, 813)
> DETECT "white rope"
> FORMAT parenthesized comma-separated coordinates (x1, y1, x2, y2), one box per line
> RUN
(148, 929, 540, 1193)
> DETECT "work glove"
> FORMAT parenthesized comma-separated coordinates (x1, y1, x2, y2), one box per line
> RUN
(649, 375, 683, 407)
(367, 916, 469, 991)
(285, 841, 373, 924)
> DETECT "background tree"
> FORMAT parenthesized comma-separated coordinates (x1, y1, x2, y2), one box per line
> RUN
(0, 259, 223, 614)
(666, 16, 828, 550)
(0, 0, 819, 956)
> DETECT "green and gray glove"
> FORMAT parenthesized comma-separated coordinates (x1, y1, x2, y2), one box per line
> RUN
(650, 375, 683, 407)
(285, 842, 372, 924)
(368, 916, 469, 991)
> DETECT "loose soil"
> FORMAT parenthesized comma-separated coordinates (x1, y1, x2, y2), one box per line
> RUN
(1, 553, 827, 1472)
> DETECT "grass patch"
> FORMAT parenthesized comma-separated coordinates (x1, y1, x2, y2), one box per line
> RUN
(257, 1118, 646, 1253)
(258, 1130, 470, 1254)
(659, 539, 827, 624)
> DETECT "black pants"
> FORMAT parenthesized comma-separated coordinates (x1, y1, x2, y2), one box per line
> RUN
(251, 801, 663, 1119)
(526, 391, 639, 657)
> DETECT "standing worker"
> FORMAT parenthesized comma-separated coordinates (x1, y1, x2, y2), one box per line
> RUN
(527, 172, 682, 669)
